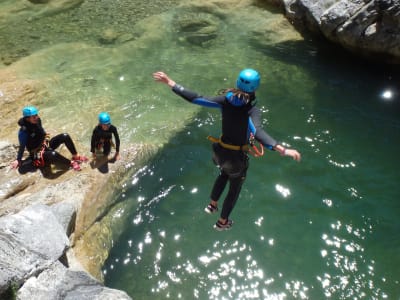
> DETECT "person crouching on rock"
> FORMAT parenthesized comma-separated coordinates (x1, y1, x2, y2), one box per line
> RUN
(90, 112, 120, 162)
(10, 106, 88, 171)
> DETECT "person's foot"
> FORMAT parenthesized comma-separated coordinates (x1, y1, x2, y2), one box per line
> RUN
(70, 160, 81, 171)
(72, 155, 89, 163)
(214, 219, 233, 231)
(204, 203, 218, 214)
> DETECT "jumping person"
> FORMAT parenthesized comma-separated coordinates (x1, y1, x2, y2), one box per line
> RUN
(152, 69, 301, 231)
(90, 112, 120, 161)
(10, 106, 87, 171)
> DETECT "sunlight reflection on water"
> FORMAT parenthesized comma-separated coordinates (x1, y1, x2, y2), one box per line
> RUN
(317, 218, 389, 299)
(93, 2, 400, 299)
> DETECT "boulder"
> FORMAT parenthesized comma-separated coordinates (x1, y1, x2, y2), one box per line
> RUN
(17, 261, 131, 300)
(0, 204, 69, 294)
(274, 0, 400, 63)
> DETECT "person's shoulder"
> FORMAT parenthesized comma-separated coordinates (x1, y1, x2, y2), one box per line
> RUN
(17, 118, 28, 131)
(91, 125, 101, 133)
(248, 104, 261, 114)
(18, 117, 25, 126)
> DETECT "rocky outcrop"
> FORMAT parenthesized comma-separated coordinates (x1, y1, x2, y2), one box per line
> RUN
(0, 204, 69, 295)
(18, 261, 131, 300)
(0, 204, 131, 299)
(0, 136, 152, 299)
(272, 0, 400, 64)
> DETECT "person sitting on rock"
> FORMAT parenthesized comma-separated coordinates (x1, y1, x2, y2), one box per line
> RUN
(90, 112, 120, 161)
(10, 106, 88, 171)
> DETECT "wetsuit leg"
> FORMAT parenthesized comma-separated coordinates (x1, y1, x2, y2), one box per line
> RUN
(42, 149, 71, 166)
(49, 133, 78, 156)
(220, 174, 246, 220)
(210, 171, 229, 201)
(103, 141, 111, 156)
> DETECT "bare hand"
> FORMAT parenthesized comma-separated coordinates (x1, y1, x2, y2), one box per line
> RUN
(285, 149, 301, 162)
(11, 160, 20, 169)
(152, 71, 176, 87)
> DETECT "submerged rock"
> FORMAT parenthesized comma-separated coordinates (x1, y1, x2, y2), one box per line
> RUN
(173, 9, 222, 47)
(28, 0, 51, 4)
(99, 29, 120, 45)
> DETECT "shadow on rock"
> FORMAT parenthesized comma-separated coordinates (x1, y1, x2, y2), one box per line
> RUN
(18, 158, 69, 179)
(89, 156, 117, 174)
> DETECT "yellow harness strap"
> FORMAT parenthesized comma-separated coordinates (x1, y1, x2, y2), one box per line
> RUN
(207, 136, 249, 151)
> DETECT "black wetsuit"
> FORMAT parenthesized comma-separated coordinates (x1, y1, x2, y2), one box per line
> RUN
(16, 117, 78, 167)
(172, 84, 278, 220)
(90, 124, 120, 156)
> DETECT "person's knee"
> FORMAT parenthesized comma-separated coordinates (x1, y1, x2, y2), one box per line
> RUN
(61, 133, 71, 140)
(48, 151, 58, 159)
(43, 150, 56, 161)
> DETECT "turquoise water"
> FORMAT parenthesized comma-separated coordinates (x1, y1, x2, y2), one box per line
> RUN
(100, 5, 400, 300)
(2, 0, 399, 299)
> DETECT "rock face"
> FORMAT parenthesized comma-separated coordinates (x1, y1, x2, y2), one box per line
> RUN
(0, 204, 69, 294)
(0, 136, 149, 299)
(18, 261, 131, 300)
(275, 0, 400, 64)
(0, 204, 131, 299)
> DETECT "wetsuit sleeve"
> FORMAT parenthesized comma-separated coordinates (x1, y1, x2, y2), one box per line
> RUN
(172, 84, 224, 108)
(16, 129, 28, 161)
(112, 126, 120, 152)
(90, 128, 97, 153)
(249, 107, 277, 150)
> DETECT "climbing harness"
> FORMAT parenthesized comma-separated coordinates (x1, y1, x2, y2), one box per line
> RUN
(207, 136, 249, 151)
(248, 133, 264, 157)
(32, 144, 46, 167)
(207, 135, 264, 157)
(32, 136, 50, 167)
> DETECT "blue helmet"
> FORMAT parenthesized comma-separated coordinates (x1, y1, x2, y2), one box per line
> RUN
(22, 106, 39, 117)
(98, 112, 111, 124)
(236, 69, 260, 93)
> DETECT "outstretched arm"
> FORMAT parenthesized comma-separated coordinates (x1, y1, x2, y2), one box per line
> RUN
(249, 107, 301, 162)
(152, 71, 223, 108)
(274, 144, 301, 161)
(153, 71, 176, 87)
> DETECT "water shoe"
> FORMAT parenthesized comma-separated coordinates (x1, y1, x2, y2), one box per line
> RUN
(204, 203, 218, 214)
(214, 219, 233, 231)
(70, 160, 81, 171)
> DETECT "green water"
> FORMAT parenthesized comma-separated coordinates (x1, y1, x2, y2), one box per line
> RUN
(2, 0, 399, 299)
(100, 6, 400, 300)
